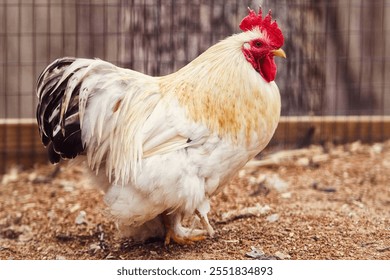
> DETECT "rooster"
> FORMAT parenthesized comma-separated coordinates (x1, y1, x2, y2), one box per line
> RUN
(36, 9, 285, 245)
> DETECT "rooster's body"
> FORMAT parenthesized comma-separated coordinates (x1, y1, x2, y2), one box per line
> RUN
(36, 9, 285, 244)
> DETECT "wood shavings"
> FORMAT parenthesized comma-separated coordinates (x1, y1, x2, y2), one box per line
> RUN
(1, 167, 19, 185)
(1, 141, 390, 259)
(75, 211, 87, 225)
(220, 204, 271, 223)
(246, 146, 325, 168)
(246, 246, 265, 258)
(266, 213, 279, 223)
(245, 246, 279, 260)
(377, 247, 390, 253)
(265, 174, 289, 193)
(274, 251, 291, 259)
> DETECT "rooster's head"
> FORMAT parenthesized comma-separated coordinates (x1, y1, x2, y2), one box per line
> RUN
(240, 8, 286, 82)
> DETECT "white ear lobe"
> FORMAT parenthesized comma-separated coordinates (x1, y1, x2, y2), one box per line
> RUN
(243, 42, 250, 49)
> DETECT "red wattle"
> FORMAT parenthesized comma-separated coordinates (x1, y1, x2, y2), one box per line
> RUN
(259, 55, 276, 82)
(242, 48, 277, 83)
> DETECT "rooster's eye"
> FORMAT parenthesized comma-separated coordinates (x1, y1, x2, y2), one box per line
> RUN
(254, 41, 262, 48)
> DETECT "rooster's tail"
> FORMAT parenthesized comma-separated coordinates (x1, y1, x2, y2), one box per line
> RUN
(36, 57, 89, 163)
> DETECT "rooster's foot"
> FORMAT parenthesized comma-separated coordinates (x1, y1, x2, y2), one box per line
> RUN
(164, 228, 206, 245)
(162, 211, 206, 245)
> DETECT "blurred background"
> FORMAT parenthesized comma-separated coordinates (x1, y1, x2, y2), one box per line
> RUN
(0, 0, 389, 172)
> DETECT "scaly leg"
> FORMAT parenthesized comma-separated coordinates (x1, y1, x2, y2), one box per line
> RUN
(195, 209, 215, 237)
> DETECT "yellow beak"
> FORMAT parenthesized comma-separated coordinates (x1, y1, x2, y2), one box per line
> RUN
(272, 48, 287, 58)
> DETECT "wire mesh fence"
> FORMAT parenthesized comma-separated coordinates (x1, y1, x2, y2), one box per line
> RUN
(0, 0, 389, 172)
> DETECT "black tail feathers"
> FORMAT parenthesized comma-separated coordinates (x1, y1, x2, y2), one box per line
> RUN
(36, 57, 86, 163)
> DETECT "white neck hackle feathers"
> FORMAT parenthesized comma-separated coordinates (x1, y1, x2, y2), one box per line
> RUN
(159, 30, 281, 145)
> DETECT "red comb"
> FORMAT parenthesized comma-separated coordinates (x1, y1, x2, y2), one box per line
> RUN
(239, 8, 284, 48)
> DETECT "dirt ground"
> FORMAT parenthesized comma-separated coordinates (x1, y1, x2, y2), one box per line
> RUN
(0, 141, 389, 260)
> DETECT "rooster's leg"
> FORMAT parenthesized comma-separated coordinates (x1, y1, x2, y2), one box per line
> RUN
(195, 209, 215, 237)
(162, 212, 206, 245)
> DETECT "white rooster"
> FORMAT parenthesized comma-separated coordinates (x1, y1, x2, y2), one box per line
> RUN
(36, 9, 285, 244)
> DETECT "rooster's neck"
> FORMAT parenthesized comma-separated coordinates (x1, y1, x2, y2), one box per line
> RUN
(159, 34, 281, 146)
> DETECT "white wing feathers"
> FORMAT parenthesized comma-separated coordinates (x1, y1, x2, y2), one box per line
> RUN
(80, 65, 210, 186)
(141, 99, 210, 158)
(37, 57, 210, 186)
(85, 85, 209, 185)
(80, 70, 162, 185)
